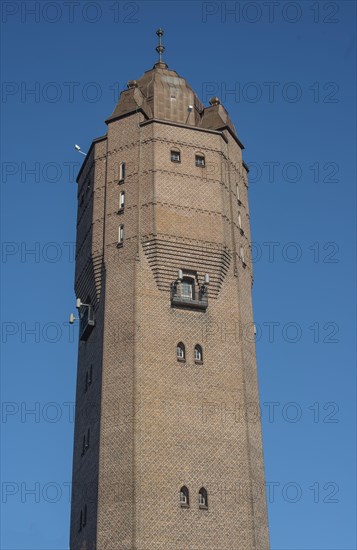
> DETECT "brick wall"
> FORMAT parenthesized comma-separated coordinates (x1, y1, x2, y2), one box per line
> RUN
(69, 109, 269, 550)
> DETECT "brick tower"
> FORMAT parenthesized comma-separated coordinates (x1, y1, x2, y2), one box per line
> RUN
(69, 29, 269, 550)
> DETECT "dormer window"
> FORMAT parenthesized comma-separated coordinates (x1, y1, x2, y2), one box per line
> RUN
(195, 154, 205, 167)
(171, 150, 181, 163)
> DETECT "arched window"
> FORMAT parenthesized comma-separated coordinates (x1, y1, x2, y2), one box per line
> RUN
(177, 342, 185, 362)
(194, 344, 203, 364)
(179, 276, 195, 300)
(198, 487, 208, 509)
(180, 486, 189, 507)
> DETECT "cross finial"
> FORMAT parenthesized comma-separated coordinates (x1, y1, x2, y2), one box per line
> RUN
(156, 28, 165, 63)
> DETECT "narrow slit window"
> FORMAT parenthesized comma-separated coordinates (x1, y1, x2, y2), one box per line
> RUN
(236, 184, 241, 203)
(119, 162, 126, 182)
(85, 366, 93, 393)
(118, 224, 124, 244)
(81, 435, 86, 456)
(83, 504, 87, 526)
(240, 245, 245, 265)
(238, 212, 242, 229)
(119, 191, 125, 210)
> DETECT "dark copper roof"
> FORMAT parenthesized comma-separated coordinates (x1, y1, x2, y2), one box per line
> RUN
(106, 62, 238, 138)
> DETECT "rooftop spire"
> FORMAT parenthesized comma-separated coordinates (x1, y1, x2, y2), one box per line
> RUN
(154, 28, 168, 69)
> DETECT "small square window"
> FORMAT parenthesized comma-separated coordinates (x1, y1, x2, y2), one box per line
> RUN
(171, 150, 181, 163)
(195, 155, 205, 167)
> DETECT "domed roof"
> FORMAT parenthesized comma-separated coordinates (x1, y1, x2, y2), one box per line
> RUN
(106, 63, 238, 140)
(106, 61, 203, 125)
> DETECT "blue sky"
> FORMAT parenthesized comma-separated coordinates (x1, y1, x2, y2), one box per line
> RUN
(1, 1, 356, 549)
